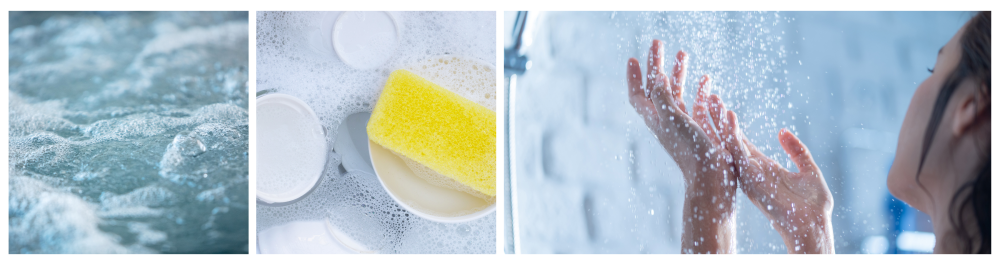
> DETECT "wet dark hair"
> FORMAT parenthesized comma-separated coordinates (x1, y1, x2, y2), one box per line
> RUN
(915, 11, 990, 254)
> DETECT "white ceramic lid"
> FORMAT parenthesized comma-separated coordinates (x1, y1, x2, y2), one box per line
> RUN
(256, 93, 328, 204)
(332, 11, 400, 69)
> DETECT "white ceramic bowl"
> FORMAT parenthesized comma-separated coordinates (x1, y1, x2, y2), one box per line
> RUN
(369, 140, 496, 223)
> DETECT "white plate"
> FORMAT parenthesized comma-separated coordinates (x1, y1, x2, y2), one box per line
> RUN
(368, 56, 496, 223)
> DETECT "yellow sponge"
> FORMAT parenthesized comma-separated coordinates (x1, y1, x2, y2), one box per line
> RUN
(367, 69, 496, 197)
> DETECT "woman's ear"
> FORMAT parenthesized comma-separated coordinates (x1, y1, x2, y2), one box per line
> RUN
(952, 82, 990, 136)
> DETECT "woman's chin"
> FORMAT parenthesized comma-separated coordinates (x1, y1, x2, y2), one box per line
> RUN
(886, 163, 915, 208)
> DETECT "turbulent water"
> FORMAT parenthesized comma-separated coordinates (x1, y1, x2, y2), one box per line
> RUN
(8, 12, 249, 254)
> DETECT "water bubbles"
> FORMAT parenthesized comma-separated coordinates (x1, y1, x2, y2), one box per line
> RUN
(172, 133, 207, 157)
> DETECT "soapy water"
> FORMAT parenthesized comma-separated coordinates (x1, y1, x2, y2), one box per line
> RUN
(9, 12, 249, 254)
(255, 11, 495, 253)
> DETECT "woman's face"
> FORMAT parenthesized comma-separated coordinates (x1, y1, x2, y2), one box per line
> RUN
(887, 23, 965, 213)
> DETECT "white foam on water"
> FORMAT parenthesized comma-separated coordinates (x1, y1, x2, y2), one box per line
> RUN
(9, 176, 142, 254)
(9, 12, 249, 254)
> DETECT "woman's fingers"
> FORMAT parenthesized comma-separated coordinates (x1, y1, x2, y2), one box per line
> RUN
(723, 111, 751, 170)
(738, 128, 791, 178)
(709, 94, 728, 141)
(724, 111, 775, 202)
(778, 128, 819, 175)
(646, 40, 665, 96)
(627, 58, 658, 127)
(692, 104, 720, 146)
(671, 50, 688, 114)
(695, 75, 711, 106)
(627, 58, 645, 100)
(693, 75, 721, 146)
(649, 72, 675, 121)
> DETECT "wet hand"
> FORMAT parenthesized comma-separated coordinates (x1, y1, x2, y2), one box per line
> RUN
(627, 40, 738, 253)
(720, 113, 835, 254)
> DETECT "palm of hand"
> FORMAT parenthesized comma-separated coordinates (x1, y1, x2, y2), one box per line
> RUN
(730, 130, 832, 229)
(720, 113, 835, 253)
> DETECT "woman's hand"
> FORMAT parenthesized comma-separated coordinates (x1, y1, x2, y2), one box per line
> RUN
(626, 40, 738, 254)
(719, 112, 835, 254)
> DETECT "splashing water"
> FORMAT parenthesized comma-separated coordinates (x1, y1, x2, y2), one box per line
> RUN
(617, 11, 803, 253)
(9, 12, 249, 254)
(621, 11, 800, 148)
(511, 11, 804, 253)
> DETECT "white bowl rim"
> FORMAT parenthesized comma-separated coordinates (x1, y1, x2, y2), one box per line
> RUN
(369, 140, 496, 223)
